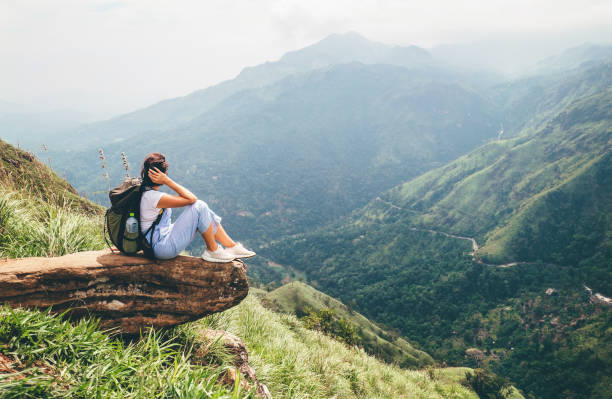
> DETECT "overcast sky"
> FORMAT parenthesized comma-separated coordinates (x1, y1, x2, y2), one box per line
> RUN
(1, 0, 612, 119)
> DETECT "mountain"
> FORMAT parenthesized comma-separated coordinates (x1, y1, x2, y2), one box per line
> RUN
(260, 83, 612, 398)
(381, 87, 611, 275)
(261, 281, 433, 368)
(49, 32, 439, 150)
(0, 108, 93, 149)
(51, 61, 499, 249)
(532, 43, 612, 74)
(491, 60, 612, 136)
(42, 36, 609, 253)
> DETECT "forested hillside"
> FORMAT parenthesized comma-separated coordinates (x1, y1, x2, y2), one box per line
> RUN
(381, 87, 611, 288)
(260, 80, 612, 398)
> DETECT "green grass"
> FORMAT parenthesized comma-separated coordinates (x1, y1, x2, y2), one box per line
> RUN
(0, 138, 101, 215)
(0, 189, 106, 258)
(0, 138, 106, 258)
(0, 307, 252, 398)
(261, 281, 434, 368)
(191, 294, 484, 399)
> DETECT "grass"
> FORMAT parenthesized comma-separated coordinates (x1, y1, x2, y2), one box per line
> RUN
(0, 138, 101, 215)
(0, 307, 252, 398)
(0, 283, 492, 399)
(191, 294, 483, 399)
(261, 281, 434, 368)
(0, 189, 106, 258)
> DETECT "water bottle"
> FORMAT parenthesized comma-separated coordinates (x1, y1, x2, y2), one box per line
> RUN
(125, 213, 138, 234)
(123, 213, 139, 254)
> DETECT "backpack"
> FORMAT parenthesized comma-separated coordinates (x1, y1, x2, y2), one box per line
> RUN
(104, 178, 163, 258)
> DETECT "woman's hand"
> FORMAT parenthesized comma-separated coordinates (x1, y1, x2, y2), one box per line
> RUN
(148, 167, 170, 185)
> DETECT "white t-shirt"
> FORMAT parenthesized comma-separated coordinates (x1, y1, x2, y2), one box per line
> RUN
(140, 190, 165, 232)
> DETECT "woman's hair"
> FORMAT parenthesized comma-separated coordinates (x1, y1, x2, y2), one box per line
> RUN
(141, 152, 168, 187)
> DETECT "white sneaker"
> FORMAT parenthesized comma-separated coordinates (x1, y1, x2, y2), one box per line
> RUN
(201, 245, 235, 263)
(224, 242, 256, 259)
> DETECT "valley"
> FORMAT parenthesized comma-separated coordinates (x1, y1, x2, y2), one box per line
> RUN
(2, 32, 611, 398)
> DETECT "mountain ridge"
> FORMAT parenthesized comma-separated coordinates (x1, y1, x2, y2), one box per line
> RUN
(259, 81, 612, 399)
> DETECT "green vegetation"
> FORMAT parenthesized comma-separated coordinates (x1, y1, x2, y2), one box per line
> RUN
(0, 293, 494, 399)
(261, 281, 433, 367)
(383, 88, 611, 276)
(0, 139, 106, 258)
(301, 306, 361, 346)
(195, 294, 485, 399)
(461, 368, 511, 399)
(261, 86, 612, 398)
(0, 190, 106, 258)
(0, 138, 506, 398)
(0, 307, 251, 399)
(0, 138, 101, 214)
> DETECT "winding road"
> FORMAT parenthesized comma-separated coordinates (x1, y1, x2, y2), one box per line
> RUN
(375, 197, 612, 303)
(376, 197, 530, 268)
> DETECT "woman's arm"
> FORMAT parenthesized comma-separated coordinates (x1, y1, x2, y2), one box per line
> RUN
(148, 167, 197, 208)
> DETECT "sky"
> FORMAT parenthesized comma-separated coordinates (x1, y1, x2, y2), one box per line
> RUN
(1, 0, 612, 119)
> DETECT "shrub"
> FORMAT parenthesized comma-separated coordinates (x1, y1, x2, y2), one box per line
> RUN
(462, 368, 511, 399)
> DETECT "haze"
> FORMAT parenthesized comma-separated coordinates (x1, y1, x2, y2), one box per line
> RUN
(1, 0, 612, 119)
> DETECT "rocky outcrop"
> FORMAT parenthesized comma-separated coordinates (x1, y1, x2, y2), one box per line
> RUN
(195, 329, 272, 399)
(0, 250, 249, 333)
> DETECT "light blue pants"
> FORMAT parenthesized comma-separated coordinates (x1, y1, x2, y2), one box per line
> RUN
(149, 200, 222, 260)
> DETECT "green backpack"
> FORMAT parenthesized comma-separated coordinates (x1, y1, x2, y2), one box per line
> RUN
(104, 178, 163, 258)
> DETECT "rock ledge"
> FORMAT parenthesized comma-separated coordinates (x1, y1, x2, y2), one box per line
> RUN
(0, 250, 249, 333)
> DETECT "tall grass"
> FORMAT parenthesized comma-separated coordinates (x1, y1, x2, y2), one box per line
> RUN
(192, 295, 480, 399)
(0, 189, 105, 258)
(0, 307, 252, 398)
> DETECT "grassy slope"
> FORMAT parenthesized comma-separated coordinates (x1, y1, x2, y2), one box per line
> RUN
(196, 294, 497, 399)
(0, 138, 102, 215)
(0, 139, 106, 258)
(261, 281, 434, 368)
(1, 294, 502, 399)
(382, 88, 611, 269)
(0, 307, 251, 399)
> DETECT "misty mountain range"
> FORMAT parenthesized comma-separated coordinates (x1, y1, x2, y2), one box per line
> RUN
(1, 31, 611, 398)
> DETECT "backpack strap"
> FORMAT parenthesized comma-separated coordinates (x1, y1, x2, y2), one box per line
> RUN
(144, 209, 164, 245)
(103, 208, 117, 253)
(139, 185, 164, 259)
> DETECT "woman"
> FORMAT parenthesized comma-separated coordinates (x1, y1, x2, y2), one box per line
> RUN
(139, 152, 255, 262)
